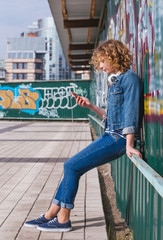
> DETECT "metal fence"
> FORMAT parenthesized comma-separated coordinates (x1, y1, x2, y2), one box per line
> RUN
(111, 155, 163, 240)
(0, 80, 90, 120)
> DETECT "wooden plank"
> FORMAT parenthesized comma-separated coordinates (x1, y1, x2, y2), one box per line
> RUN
(68, 54, 92, 60)
(64, 19, 99, 28)
(70, 60, 89, 66)
(69, 43, 94, 50)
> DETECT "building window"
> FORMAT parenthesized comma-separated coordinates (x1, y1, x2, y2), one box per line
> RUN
(49, 53, 52, 61)
(18, 63, 23, 69)
(17, 53, 21, 58)
(12, 73, 28, 80)
(8, 52, 34, 59)
(8, 53, 16, 58)
(35, 73, 42, 80)
(24, 63, 28, 69)
(18, 73, 23, 79)
(13, 63, 28, 69)
(13, 73, 17, 79)
(22, 53, 27, 58)
(13, 63, 17, 69)
(29, 53, 33, 58)
(34, 63, 42, 70)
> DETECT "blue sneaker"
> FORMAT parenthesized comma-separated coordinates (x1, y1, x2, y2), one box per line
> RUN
(37, 217, 72, 232)
(24, 214, 55, 228)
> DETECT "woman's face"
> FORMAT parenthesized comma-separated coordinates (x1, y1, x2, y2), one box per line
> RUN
(99, 60, 117, 74)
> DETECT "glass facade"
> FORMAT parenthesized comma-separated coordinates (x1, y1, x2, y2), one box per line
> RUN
(7, 37, 46, 51)
(8, 52, 34, 59)
(34, 17, 74, 80)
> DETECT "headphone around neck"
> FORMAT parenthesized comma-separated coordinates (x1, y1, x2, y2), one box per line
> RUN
(108, 71, 121, 85)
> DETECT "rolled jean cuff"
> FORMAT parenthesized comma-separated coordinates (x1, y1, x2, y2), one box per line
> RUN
(122, 126, 135, 135)
(53, 198, 74, 209)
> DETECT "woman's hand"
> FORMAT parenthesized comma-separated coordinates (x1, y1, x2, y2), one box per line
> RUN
(126, 146, 142, 158)
(72, 93, 105, 118)
(126, 133, 142, 158)
(76, 96, 93, 109)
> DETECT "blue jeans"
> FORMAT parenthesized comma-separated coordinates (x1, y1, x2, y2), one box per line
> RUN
(53, 132, 126, 209)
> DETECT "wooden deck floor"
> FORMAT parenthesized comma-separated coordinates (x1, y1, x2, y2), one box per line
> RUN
(0, 121, 107, 240)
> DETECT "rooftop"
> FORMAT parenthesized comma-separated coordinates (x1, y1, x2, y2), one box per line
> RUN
(0, 121, 107, 240)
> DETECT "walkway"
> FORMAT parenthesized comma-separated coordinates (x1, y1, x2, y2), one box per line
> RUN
(0, 121, 107, 240)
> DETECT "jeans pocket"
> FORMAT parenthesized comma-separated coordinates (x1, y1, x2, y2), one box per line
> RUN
(105, 132, 119, 142)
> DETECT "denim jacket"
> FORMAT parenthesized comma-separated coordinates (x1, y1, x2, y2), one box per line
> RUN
(106, 70, 143, 135)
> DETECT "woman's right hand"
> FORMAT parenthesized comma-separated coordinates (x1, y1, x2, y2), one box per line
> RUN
(76, 96, 93, 109)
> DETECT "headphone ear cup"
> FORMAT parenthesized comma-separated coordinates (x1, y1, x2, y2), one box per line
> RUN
(108, 74, 117, 84)
(111, 76, 117, 82)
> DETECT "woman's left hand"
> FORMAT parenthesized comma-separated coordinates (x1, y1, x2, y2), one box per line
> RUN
(126, 146, 142, 158)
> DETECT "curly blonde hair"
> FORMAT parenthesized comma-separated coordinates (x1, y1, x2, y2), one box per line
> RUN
(90, 39, 132, 73)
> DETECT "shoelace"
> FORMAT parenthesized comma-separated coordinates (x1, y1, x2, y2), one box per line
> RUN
(49, 217, 57, 224)
(35, 214, 44, 220)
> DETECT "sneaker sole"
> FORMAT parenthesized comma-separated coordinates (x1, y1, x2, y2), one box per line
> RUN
(37, 226, 72, 232)
(24, 223, 38, 228)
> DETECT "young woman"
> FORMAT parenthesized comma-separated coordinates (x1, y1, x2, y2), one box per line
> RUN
(24, 39, 143, 232)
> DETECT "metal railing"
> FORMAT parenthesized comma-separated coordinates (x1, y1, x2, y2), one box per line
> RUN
(89, 114, 163, 197)
(130, 154, 163, 198)
(89, 113, 163, 240)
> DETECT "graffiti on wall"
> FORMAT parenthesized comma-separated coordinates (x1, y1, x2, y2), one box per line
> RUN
(106, 0, 163, 123)
(0, 83, 88, 118)
(0, 84, 41, 114)
(107, 0, 154, 76)
(92, 0, 163, 171)
(35, 83, 87, 118)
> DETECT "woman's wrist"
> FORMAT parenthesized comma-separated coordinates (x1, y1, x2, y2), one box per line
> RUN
(126, 134, 134, 148)
(87, 104, 106, 119)
(88, 103, 95, 110)
(126, 145, 134, 149)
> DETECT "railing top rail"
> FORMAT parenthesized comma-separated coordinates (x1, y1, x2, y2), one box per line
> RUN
(129, 154, 163, 198)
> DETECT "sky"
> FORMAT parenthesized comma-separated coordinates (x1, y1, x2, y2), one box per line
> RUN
(0, 0, 52, 59)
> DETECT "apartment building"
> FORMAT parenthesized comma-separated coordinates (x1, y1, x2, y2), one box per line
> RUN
(6, 37, 46, 82)
(6, 17, 75, 82)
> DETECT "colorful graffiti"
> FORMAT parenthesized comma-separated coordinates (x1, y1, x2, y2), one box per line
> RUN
(35, 83, 88, 118)
(0, 85, 41, 114)
(93, 0, 163, 173)
(106, 0, 163, 123)
(0, 81, 90, 119)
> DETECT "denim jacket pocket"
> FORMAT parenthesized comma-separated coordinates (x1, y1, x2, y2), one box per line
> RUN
(109, 86, 123, 105)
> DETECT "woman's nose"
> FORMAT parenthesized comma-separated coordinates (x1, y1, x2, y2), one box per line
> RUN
(99, 62, 104, 69)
